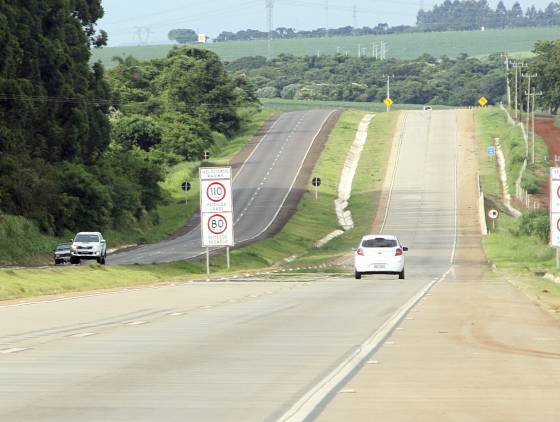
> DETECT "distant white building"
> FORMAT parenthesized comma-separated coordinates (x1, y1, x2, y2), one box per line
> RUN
(198, 33, 207, 43)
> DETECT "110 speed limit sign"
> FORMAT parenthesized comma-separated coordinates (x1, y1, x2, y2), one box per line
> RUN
(200, 167, 234, 247)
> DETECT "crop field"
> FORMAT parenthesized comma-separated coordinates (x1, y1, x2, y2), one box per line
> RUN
(92, 26, 559, 68)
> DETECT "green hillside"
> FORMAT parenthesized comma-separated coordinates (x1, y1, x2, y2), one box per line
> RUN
(93, 27, 559, 68)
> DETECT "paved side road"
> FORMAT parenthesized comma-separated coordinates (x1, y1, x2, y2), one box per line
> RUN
(110, 109, 336, 265)
(317, 109, 560, 421)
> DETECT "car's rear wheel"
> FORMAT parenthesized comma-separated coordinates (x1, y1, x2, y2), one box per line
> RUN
(355, 271, 362, 280)
(70, 257, 80, 265)
(54, 259, 61, 265)
(399, 269, 405, 279)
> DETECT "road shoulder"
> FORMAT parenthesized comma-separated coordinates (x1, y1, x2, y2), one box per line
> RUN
(317, 109, 560, 421)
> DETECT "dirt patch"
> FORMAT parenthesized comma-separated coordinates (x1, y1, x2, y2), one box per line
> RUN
(535, 117, 560, 205)
(452, 110, 489, 280)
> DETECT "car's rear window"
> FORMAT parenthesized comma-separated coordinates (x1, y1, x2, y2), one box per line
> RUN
(362, 238, 397, 248)
(75, 235, 99, 242)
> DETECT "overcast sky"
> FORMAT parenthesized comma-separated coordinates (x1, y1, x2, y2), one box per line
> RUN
(98, 0, 556, 46)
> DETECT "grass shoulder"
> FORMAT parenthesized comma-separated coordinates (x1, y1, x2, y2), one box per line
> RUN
(475, 108, 560, 317)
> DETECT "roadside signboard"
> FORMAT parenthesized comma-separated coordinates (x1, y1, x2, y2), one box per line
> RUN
(383, 97, 393, 107)
(550, 168, 560, 247)
(200, 167, 234, 247)
(312, 177, 321, 187)
(487, 146, 495, 156)
(181, 181, 191, 191)
(478, 96, 488, 107)
(488, 208, 499, 220)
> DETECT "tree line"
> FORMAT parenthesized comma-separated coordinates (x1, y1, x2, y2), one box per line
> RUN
(166, 1, 560, 45)
(0, 1, 258, 237)
(418, 0, 560, 31)
(227, 54, 506, 106)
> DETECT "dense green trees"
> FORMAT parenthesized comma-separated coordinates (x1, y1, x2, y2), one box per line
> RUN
(228, 53, 505, 106)
(0, 3, 255, 237)
(168, 29, 198, 44)
(530, 40, 560, 113)
(107, 47, 257, 165)
(418, 0, 560, 31)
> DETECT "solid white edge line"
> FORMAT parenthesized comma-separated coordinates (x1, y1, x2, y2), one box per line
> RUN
(0, 347, 31, 354)
(380, 112, 408, 232)
(278, 266, 453, 422)
(450, 111, 459, 264)
(238, 110, 337, 245)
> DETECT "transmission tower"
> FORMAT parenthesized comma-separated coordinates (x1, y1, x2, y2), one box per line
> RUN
(353, 4, 358, 28)
(133, 26, 152, 45)
(266, 0, 274, 60)
(325, 0, 329, 37)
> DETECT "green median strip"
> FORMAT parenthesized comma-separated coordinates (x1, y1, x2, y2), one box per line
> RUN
(0, 109, 398, 300)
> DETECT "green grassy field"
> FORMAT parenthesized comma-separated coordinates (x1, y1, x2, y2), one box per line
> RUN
(475, 107, 560, 314)
(0, 109, 396, 300)
(261, 98, 451, 112)
(93, 27, 560, 68)
(475, 107, 547, 198)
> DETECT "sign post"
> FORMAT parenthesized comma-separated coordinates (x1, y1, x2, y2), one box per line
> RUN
(312, 177, 322, 200)
(487, 146, 495, 160)
(181, 181, 191, 205)
(488, 208, 499, 231)
(549, 168, 560, 268)
(200, 167, 235, 273)
(383, 97, 393, 112)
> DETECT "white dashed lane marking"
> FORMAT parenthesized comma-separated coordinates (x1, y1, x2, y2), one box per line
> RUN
(126, 321, 147, 326)
(70, 332, 96, 338)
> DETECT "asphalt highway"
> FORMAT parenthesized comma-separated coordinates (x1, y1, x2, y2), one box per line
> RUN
(0, 110, 460, 421)
(110, 110, 336, 265)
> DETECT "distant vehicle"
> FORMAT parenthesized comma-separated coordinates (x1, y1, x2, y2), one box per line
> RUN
(53, 243, 71, 265)
(423, 105, 432, 111)
(70, 232, 107, 265)
(354, 235, 408, 280)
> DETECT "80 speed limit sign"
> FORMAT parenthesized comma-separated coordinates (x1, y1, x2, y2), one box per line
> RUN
(200, 167, 234, 247)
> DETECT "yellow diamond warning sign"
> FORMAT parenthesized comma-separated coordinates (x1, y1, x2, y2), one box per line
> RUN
(478, 96, 488, 107)
(384, 97, 393, 107)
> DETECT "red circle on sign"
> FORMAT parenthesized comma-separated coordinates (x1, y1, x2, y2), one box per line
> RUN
(207, 182, 226, 203)
(556, 185, 560, 199)
(556, 218, 560, 233)
(208, 214, 228, 235)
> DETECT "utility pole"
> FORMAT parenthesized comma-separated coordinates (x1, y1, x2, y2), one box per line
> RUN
(266, 0, 274, 61)
(513, 62, 527, 120)
(522, 73, 537, 129)
(502, 53, 511, 108)
(531, 89, 543, 164)
(358, 43, 361, 58)
(384, 74, 394, 112)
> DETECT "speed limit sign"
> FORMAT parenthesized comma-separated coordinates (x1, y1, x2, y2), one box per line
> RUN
(201, 213, 234, 246)
(488, 208, 499, 220)
(200, 167, 234, 247)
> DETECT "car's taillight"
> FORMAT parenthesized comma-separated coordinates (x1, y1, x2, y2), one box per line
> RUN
(395, 248, 403, 256)
(356, 248, 364, 256)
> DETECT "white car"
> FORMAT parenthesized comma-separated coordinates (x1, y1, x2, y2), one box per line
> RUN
(354, 235, 408, 280)
(70, 232, 107, 265)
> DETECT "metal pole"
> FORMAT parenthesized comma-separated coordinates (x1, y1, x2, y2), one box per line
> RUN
(386, 75, 391, 112)
(226, 247, 230, 271)
(531, 88, 536, 164)
(206, 247, 210, 275)
(315, 184, 318, 200)
(556, 248, 560, 270)
(185, 189, 188, 206)
(514, 63, 518, 120)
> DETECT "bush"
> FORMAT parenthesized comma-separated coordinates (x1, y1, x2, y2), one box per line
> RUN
(517, 209, 549, 242)
(112, 115, 163, 151)
(256, 86, 279, 98)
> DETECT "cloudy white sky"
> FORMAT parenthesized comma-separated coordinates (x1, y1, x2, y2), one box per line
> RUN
(98, 0, 555, 46)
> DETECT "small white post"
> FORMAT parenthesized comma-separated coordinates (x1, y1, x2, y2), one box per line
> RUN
(206, 247, 210, 275)
(226, 247, 230, 271)
(556, 248, 560, 270)
(315, 184, 318, 200)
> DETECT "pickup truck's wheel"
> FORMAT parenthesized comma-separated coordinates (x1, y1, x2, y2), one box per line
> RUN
(355, 271, 362, 280)
(70, 256, 80, 265)
(54, 259, 61, 265)
(97, 256, 106, 265)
